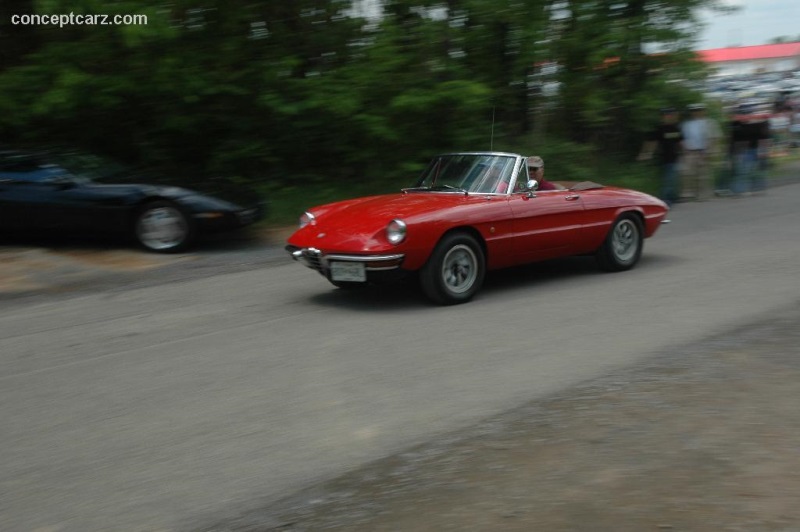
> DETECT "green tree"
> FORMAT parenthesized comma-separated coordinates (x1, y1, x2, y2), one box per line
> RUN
(0, 0, 738, 195)
(546, 0, 735, 157)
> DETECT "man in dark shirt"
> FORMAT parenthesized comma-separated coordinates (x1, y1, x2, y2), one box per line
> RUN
(730, 104, 771, 195)
(638, 107, 684, 206)
(525, 156, 560, 191)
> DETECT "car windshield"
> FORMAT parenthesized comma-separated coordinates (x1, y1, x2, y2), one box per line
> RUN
(0, 152, 86, 184)
(413, 154, 517, 194)
(45, 151, 130, 182)
(0, 150, 131, 185)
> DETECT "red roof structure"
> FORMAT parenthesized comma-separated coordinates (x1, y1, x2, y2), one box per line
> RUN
(698, 42, 800, 63)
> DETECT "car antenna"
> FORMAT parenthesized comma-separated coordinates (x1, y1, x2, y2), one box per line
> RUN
(490, 106, 496, 151)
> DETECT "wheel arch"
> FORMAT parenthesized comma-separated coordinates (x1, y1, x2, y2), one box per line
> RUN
(625, 209, 645, 235)
(597, 208, 645, 251)
(435, 225, 488, 264)
(632, 208, 645, 224)
(614, 207, 645, 226)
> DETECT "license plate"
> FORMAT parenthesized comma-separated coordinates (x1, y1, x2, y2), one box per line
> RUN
(330, 261, 366, 282)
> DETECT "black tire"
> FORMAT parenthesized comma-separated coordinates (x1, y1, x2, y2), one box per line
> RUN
(596, 214, 643, 272)
(134, 200, 193, 253)
(420, 232, 485, 305)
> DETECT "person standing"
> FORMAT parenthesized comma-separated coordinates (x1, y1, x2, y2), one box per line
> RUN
(730, 103, 772, 195)
(638, 108, 684, 207)
(680, 103, 721, 201)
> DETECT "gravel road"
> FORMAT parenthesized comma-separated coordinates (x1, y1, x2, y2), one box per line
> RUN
(203, 302, 800, 531)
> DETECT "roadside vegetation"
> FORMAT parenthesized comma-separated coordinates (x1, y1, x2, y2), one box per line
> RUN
(1, 0, 740, 224)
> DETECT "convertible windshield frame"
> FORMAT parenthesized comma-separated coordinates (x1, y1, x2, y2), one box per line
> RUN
(412, 153, 524, 195)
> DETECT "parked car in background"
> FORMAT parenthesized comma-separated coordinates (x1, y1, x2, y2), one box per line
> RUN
(0, 149, 266, 252)
(287, 152, 669, 305)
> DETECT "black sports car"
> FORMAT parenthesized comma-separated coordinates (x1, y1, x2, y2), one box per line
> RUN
(0, 150, 266, 252)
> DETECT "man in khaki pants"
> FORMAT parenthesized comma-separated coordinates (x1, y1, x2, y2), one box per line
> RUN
(680, 103, 721, 201)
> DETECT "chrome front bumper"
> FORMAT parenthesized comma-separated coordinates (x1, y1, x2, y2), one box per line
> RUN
(286, 246, 405, 276)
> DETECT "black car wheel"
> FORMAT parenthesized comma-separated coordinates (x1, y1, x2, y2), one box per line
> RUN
(596, 213, 643, 271)
(134, 200, 193, 253)
(420, 232, 485, 305)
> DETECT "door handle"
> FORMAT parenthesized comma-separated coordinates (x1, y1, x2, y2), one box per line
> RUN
(565, 194, 580, 201)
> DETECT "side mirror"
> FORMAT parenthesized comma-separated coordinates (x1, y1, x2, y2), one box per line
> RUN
(524, 179, 539, 198)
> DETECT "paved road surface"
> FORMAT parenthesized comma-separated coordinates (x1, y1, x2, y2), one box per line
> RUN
(1, 187, 799, 531)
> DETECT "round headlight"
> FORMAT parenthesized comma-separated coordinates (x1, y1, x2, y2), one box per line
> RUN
(299, 211, 316, 228)
(386, 219, 407, 244)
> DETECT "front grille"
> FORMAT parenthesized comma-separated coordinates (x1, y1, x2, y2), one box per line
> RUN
(304, 252, 324, 274)
(288, 246, 405, 277)
(290, 247, 326, 275)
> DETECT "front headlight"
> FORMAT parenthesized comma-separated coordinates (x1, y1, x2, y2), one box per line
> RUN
(299, 211, 316, 228)
(386, 219, 407, 245)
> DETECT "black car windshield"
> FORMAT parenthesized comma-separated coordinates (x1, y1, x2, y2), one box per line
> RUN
(45, 151, 130, 182)
(0, 152, 87, 184)
(413, 154, 517, 194)
(0, 150, 130, 184)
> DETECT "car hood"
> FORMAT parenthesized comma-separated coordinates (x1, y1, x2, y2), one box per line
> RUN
(290, 192, 487, 251)
(96, 172, 261, 206)
(319, 192, 479, 225)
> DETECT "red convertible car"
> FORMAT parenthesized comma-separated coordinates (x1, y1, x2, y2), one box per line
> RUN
(286, 152, 669, 304)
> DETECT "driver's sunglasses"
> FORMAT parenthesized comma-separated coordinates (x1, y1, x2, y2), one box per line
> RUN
(529, 167, 541, 171)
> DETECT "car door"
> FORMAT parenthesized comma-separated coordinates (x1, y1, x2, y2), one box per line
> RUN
(0, 165, 73, 232)
(0, 172, 133, 235)
(50, 182, 141, 234)
(507, 188, 586, 262)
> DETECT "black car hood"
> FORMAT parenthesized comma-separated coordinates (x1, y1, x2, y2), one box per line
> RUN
(96, 172, 262, 206)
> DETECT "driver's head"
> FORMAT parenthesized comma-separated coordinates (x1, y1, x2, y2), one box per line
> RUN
(527, 156, 544, 178)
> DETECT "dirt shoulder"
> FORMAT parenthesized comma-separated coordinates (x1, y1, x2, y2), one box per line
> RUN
(204, 303, 800, 532)
(0, 245, 193, 297)
(0, 226, 296, 300)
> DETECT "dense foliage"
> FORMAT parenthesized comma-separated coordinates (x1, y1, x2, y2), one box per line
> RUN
(1, 0, 731, 198)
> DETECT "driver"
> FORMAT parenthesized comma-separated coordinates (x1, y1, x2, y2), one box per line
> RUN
(526, 156, 558, 191)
